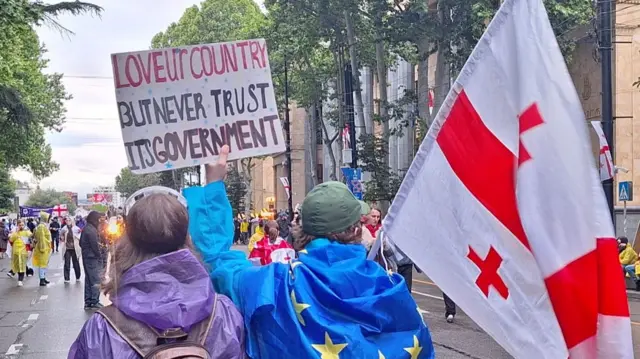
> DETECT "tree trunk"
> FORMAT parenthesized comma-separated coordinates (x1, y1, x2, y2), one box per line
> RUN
(344, 10, 367, 136)
(305, 103, 318, 189)
(431, 2, 450, 125)
(335, 50, 345, 172)
(375, 39, 389, 168)
(320, 118, 338, 181)
(365, 67, 374, 135)
(375, 35, 390, 213)
(417, 37, 430, 128)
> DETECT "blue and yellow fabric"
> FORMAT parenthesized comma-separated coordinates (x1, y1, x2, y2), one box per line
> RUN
(185, 181, 434, 359)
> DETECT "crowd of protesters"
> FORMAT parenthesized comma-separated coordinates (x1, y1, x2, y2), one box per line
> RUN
(67, 145, 437, 359)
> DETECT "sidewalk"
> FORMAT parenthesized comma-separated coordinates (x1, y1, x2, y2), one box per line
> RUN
(625, 278, 640, 301)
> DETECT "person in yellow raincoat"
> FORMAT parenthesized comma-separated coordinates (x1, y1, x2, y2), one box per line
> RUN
(7, 220, 32, 287)
(248, 219, 265, 252)
(32, 212, 52, 286)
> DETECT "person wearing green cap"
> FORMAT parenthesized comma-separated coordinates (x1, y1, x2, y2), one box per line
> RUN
(183, 145, 434, 358)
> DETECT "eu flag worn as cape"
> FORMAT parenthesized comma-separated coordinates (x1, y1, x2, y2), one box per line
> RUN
(184, 182, 434, 359)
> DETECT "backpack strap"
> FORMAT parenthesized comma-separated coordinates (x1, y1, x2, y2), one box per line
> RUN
(97, 306, 162, 357)
(97, 295, 218, 355)
(186, 293, 218, 345)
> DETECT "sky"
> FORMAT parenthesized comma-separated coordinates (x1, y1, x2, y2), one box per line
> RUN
(13, 0, 264, 198)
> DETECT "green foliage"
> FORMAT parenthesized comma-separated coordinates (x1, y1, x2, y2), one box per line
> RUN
(387, 0, 593, 74)
(26, 187, 77, 213)
(114, 167, 161, 199)
(224, 165, 247, 216)
(0, 21, 68, 177)
(358, 133, 403, 203)
(151, 0, 265, 48)
(0, 0, 103, 178)
(150, 0, 267, 193)
(0, 168, 16, 213)
(90, 203, 108, 213)
(29, 1, 103, 34)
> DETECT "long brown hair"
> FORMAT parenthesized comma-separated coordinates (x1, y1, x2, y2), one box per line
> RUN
(102, 193, 200, 296)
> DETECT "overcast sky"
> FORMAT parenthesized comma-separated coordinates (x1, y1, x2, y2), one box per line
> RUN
(13, 0, 264, 198)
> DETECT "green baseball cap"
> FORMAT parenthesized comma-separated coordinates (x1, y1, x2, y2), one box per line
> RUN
(301, 181, 361, 236)
(359, 200, 371, 215)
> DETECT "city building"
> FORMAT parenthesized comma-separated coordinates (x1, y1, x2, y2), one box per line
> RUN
(566, 2, 640, 242)
(91, 185, 124, 208)
(14, 184, 33, 209)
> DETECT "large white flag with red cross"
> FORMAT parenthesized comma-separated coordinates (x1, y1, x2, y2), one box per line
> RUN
(383, 0, 632, 357)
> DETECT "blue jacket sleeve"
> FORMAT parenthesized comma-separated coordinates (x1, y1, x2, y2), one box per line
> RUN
(184, 181, 252, 307)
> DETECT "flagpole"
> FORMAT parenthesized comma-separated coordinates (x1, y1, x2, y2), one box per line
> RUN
(284, 54, 294, 221)
(599, 0, 615, 223)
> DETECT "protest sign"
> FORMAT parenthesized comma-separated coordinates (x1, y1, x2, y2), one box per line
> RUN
(111, 39, 286, 174)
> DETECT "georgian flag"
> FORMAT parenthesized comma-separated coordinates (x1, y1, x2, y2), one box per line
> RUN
(53, 204, 68, 217)
(383, 0, 632, 358)
(591, 121, 614, 181)
(280, 177, 290, 200)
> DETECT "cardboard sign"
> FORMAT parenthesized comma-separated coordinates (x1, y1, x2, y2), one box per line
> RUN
(110, 39, 286, 174)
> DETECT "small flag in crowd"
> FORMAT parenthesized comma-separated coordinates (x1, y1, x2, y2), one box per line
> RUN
(280, 177, 291, 199)
(382, 0, 632, 357)
(53, 204, 68, 217)
(591, 121, 615, 181)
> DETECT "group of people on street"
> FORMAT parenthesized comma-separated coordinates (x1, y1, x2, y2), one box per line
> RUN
(0, 211, 110, 314)
(68, 145, 436, 358)
(2, 213, 52, 286)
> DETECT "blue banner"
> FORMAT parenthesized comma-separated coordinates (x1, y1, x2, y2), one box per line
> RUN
(19, 206, 53, 218)
(341, 167, 363, 200)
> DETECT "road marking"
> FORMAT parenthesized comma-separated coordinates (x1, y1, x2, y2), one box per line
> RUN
(412, 290, 443, 301)
(418, 307, 430, 315)
(413, 279, 436, 286)
(414, 278, 640, 327)
(39, 295, 48, 301)
(27, 314, 38, 321)
(5, 344, 23, 355)
(53, 273, 61, 277)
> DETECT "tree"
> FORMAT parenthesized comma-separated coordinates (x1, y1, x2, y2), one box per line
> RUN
(151, 0, 264, 48)
(23, 1, 103, 34)
(225, 165, 247, 216)
(0, 168, 16, 213)
(386, 0, 594, 129)
(114, 167, 161, 199)
(0, 0, 103, 177)
(151, 0, 267, 200)
(26, 188, 77, 213)
(358, 134, 403, 204)
(90, 203, 108, 213)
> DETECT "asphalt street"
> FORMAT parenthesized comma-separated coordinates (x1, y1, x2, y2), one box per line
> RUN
(0, 247, 639, 358)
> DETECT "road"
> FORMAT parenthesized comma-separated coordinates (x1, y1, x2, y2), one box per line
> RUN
(0, 248, 639, 358)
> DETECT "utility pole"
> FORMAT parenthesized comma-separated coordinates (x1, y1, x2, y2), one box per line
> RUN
(599, 0, 615, 222)
(284, 55, 294, 221)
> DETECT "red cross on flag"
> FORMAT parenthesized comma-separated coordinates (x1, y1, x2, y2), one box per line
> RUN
(53, 204, 68, 217)
(591, 121, 614, 181)
(383, 0, 632, 358)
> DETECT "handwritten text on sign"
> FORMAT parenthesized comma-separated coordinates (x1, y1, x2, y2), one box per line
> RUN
(111, 39, 285, 174)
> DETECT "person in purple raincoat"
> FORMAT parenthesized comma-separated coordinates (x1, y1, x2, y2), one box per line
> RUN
(68, 192, 245, 359)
